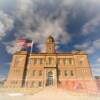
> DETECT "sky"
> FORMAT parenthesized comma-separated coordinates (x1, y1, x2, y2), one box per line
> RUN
(0, 0, 100, 78)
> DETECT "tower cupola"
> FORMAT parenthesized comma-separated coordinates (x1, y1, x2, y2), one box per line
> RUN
(46, 36, 55, 53)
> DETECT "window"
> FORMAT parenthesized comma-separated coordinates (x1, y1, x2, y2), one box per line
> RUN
(64, 70, 67, 76)
(40, 58, 43, 64)
(71, 70, 74, 76)
(49, 47, 52, 52)
(34, 58, 37, 64)
(39, 81, 42, 87)
(48, 57, 52, 64)
(39, 70, 42, 76)
(15, 57, 20, 63)
(69, 58, 72, 64)
(57, 58, 60, 64)
(11, 81, 17, 84)
(26, 81, 28, 87)
(33, 70, 36, 76)
(14, 57, 21, 66)
(66, 59, 68, 64)
(14, 69, 20, 73)
(32, 81, 35, 87)
(15, 81, 17, 84)
(63, 58, 66, 65)
(29, 58, 33, 64)
(80, 60, 83, 64)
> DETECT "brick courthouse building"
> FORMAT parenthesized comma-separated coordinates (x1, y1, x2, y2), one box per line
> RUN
(5, 36, 96, 90)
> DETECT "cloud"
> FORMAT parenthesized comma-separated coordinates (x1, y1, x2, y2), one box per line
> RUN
(92, 57, 100, 75)
(74, 37, 100, 54)
(93, 39, 100, 49)
(74, 38, 100, 54)
(74, 42, 95, 54)
(92, 64, 100, 68)
(91, 56, 100, 76)
(74, 42, 90, 49)
(2, 0, 72, 53)
(0, 11, 14, 40)
(15, 0, 71, 39)
(97, 58, 100, 63)
(4, 40, 23, 54)
(84, 47, 95, 54)
(82, 14, 100, 35)
(92, 68, 100, 76)
(0, 75, 6, 81)
(0, 0, 99, 53)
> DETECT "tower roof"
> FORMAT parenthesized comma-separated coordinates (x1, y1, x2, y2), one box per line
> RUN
(47, 36, 55, 43)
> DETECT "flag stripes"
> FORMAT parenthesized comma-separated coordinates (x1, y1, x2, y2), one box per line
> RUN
(16, 38, 33, 48)
(16, 38, 27, 46)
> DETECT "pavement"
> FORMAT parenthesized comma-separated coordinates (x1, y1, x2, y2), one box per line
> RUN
(0, 87, 100, 100)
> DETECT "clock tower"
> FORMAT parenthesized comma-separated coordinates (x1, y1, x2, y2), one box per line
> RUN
(46, 36, 56, 53)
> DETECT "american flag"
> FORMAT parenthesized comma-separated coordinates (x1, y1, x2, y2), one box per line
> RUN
(26, 43, 32, 47)
(16, 38, 33, 48)
(16, 38, 27, 47)
(26, 39, 33, 47)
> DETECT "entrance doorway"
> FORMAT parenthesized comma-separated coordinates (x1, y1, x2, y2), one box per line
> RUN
(47, 71, 53, 86)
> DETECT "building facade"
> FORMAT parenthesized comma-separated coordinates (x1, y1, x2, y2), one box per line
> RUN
(95, 76, 100, 91)
(4, 36, 93, 88)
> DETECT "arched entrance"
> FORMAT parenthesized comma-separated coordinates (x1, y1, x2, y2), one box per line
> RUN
(47, 71, 53, 86)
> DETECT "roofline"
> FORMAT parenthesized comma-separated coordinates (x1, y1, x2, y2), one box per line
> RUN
(13, 50, 87, 55)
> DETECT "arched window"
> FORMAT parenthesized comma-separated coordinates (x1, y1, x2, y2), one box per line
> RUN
(47, 71, 53, 86)
(48, 71, 53, 76)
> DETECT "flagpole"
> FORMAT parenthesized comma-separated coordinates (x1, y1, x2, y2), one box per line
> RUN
(25, 41, 33, 87)
(30, 41, 34, 56)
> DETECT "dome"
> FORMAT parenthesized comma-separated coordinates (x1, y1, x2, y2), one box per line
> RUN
(47, 36, 55, 42)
